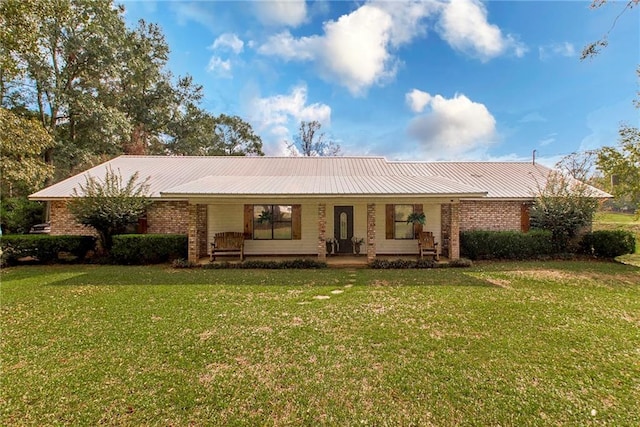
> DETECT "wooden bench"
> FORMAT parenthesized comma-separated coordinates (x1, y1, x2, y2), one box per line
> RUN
(418, 231, 439, 261)
(210, 232, 245, 261)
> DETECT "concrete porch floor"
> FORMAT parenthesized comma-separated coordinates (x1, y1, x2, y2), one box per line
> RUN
(201, 254, 449, 268)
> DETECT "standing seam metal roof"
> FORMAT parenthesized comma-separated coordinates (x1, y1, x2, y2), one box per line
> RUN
(29, 155, 610, 199)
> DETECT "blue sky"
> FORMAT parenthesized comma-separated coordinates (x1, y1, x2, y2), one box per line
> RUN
(121, 0, 639, 165)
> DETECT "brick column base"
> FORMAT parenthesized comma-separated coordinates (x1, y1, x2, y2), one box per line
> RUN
(367, 203, 376, 262)
(449, 203, 460, 260)
(318, 204, 326, 261)
(188, 204, 199, 263)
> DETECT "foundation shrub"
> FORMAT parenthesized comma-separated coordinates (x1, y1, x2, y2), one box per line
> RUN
(110, 234, 187, 265)
(461, 230, 554, 260)
(204, 259, 327, 269)
(0, 235, 95, 265)
(579, 230, 636, 258)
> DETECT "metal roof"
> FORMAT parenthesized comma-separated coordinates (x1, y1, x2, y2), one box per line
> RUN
(29, 155, 610, 200)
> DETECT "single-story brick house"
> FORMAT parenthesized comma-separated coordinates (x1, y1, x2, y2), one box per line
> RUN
(29, 155, 609, 262)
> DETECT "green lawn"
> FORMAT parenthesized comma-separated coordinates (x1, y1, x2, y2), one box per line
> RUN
(2, 263, 639, 426)
(593, 211, 640, 266)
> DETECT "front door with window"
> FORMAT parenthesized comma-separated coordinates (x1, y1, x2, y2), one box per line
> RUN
(334, 206, 353, 254)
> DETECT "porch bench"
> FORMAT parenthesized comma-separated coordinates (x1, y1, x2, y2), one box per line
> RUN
(210, 232, 245, 261)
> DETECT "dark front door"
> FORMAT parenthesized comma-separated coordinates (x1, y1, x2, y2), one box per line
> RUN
(334, 206, 353, 254)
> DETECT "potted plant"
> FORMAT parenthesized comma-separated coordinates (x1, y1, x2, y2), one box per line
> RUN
(406, 211, 426, 238)
(351, 236, 365, 254)
(325, 237, 335, 255)
(257, 210, 273, 224)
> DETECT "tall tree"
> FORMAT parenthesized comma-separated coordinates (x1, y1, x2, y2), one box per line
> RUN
(69, 167, 151, 251)
(0, 108, 54, 197)
(167, 106, 264, 156)
(289, 121, 341, 157)
(530, 171, 600, 251)
(596, 125, 640, 213)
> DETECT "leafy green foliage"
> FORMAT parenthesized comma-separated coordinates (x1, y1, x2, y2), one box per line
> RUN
(0, 197, 45, 234)
(68, 167, 151, 251)
(0, 234, 95, 265)
(110, 234, 187, 264)
(460, 230, 555, 260)
(0, 108, 54, 196)
(369, 258, 439, 269)
(597, 125, 640, 214)
(530, 171, 600, 251)
(204, 259, 327, 269)
(580, 230, 636, 258)
(167, 106, 264, 156)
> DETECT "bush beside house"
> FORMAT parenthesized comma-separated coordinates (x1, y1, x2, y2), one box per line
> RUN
(579, 230, 636, 258)
(0, 235, 96, 265)
(110, 234, 188, 265)
(461, 230, 555, 260)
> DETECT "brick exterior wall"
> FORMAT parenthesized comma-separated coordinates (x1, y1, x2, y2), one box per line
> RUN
(459, 200, 524, 232)
(50, 201, 97, 236)
(50, 200, 189, 236)
(147, 201, 189, 234)
(317, 204, 326, 261)
(367, 203, 376, 262)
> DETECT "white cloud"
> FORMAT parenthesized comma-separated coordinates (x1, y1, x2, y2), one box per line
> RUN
(255, 0, 307, 27)
(171, 2, 216, 30)
(248, 84, 332, 154)
(539, 42, 576, 61)
(437, 0, 527, 61)
(407, 91, 497, 158)
(207, 56, 232, 78)
(258, 31, 318, 61)
(518, 112, 547, 123)
(211, 33, 244, 54)
(259, 3, 435, 95)
(405, 89, 432, 113)
(538, 136, 556, 147)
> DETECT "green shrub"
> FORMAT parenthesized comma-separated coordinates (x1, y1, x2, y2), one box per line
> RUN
(449, 258, 473, 268)
(369, 259, 437, 269)
(460, 230, 554, 260)
(171, 258, 199, 269)
(0, 234, 96, 265)
(110, 234, 187, 265)
(579, 230, 636, 258)
(203, 259, 327, 269)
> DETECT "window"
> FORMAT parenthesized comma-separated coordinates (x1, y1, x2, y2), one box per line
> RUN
(253, 205, 292, 240)
(394, 204, 415, 239)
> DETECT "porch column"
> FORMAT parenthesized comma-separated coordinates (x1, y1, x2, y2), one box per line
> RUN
(318, 203, 327, 261)
(449, 203, 460, 260)
(367, 203, 376, 262)
(188, 204, 201, 263)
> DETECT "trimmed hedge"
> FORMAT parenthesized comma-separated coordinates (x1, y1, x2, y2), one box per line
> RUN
(579, 230, 636, 258)
(203, 259, 327, 269)
(0, 234, 96, 265)
(460, 230, 555, 260)
(110, 234, 188, 265)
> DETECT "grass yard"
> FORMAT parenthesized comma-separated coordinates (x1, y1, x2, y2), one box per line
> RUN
(593, 211, 640, 266)
(2, 262, 639, 426)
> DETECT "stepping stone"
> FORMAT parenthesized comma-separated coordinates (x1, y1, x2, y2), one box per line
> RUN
(330, 290, 344, 294)
(313, 295, 330, 300)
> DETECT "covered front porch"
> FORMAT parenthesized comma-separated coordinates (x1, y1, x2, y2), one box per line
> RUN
(185, 200, 462, 264)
